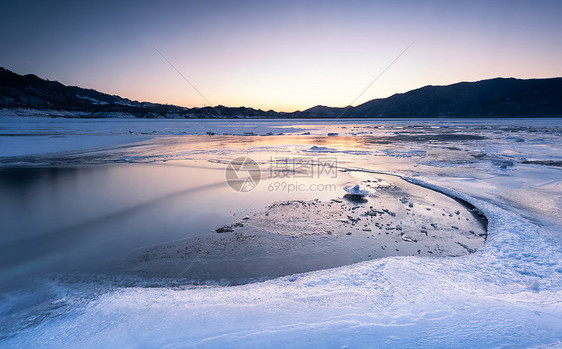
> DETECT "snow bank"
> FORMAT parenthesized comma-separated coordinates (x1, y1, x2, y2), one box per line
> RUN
(3, 186, 562, 348)
(1, 118, 561, 348)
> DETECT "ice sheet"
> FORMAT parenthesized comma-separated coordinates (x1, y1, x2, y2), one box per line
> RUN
(2, 193, 561, 348)
(1, 117, 561, 348)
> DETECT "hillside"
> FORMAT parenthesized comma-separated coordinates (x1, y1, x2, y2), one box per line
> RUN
(1, 67, 561, 118)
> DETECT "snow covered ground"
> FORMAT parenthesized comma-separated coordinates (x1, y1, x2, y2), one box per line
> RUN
(0, 116, 305, 157)
(1, 117, 561, 348)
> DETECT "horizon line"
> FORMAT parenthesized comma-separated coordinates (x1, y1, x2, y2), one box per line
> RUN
(1, 66, 561, 113)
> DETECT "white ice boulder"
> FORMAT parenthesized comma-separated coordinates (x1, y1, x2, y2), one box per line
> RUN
(343, 184, 368, 196)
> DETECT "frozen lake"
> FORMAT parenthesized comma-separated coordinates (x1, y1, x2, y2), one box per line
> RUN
(0, 117, 561, 348)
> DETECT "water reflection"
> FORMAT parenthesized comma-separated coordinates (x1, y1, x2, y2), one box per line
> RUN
(0, 133, 492, 286)
(0, 161, 349, 284)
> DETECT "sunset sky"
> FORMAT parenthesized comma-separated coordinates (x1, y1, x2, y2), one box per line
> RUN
(1, 0, 561, 112)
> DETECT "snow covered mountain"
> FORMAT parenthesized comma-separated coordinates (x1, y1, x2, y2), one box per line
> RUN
(0, 67, 276, 118)
(1, 67, 561, 118)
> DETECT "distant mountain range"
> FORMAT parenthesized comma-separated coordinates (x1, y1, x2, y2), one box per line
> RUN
(1, 67, 561, 118)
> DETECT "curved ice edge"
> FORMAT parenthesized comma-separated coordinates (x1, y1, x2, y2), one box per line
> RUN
(4, 168, 562, 348)
(51, 168, 561, 293)
(339, 166, 562, 289)
(57, 168, 560, 292)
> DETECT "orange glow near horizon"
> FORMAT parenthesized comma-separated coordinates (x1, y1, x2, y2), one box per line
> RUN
(2, 1, 561, 112)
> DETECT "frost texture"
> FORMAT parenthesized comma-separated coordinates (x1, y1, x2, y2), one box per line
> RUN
(1, 118, 561, 348)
